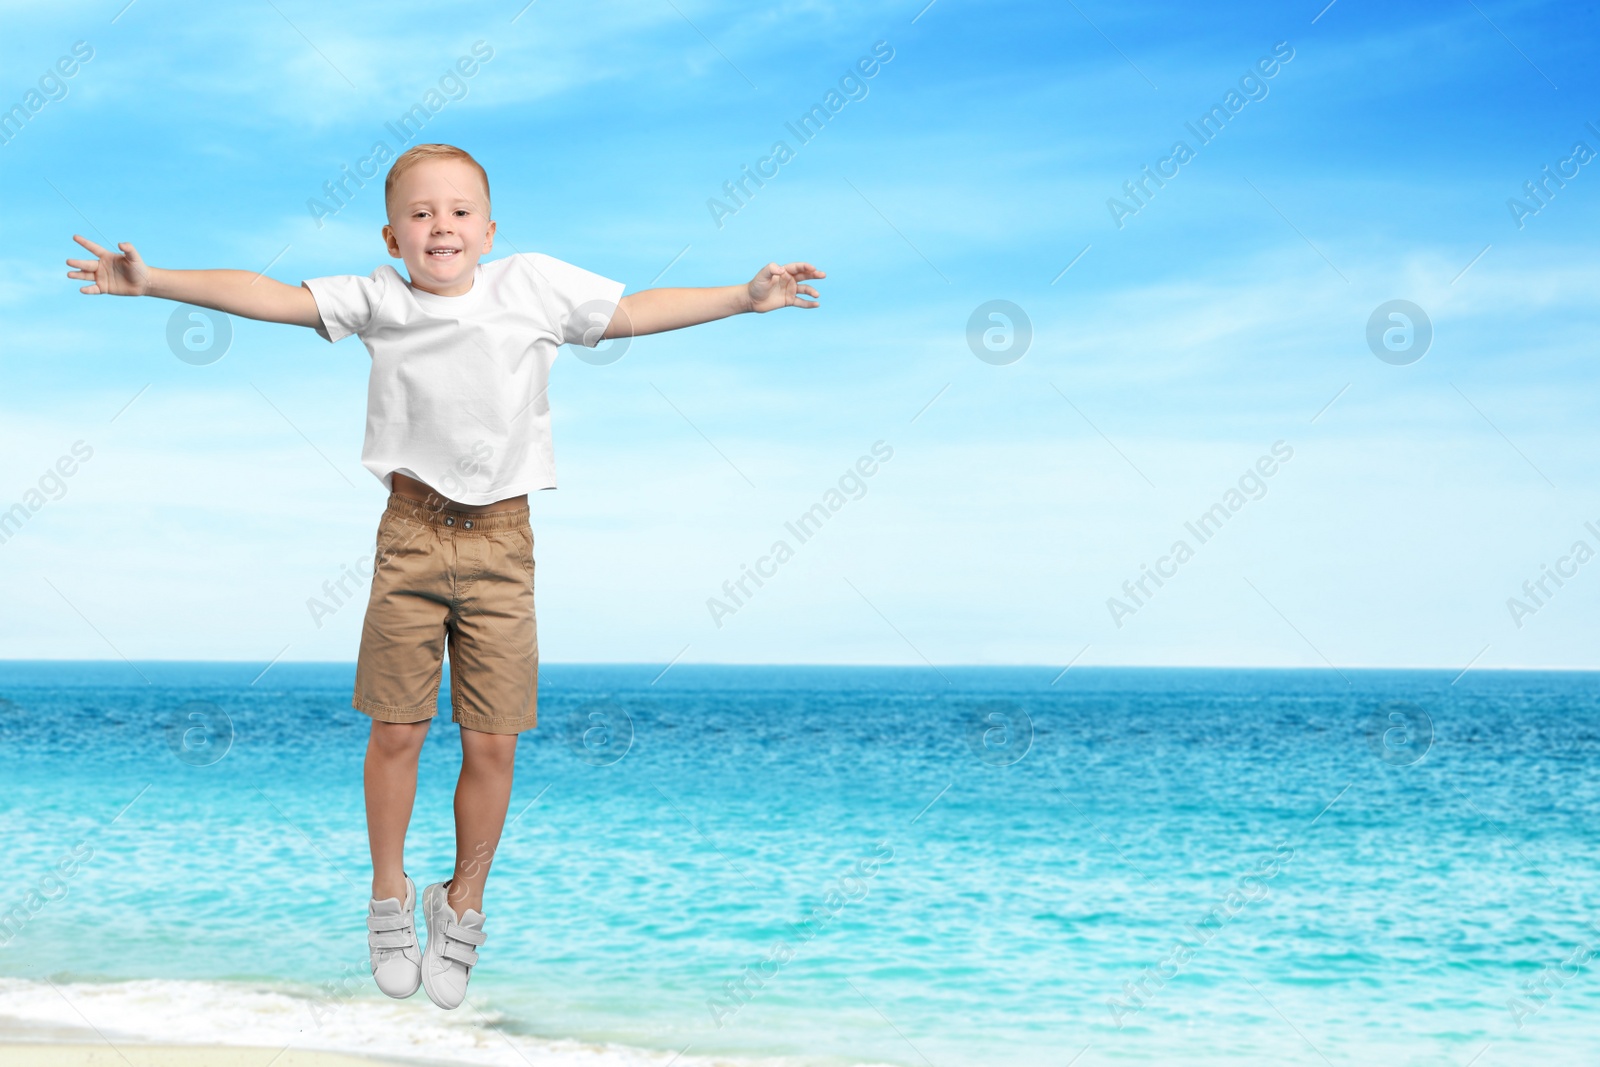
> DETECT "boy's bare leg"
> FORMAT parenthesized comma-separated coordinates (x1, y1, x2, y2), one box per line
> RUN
(446, 726, 519, 915)
(364, 719, 430, 902)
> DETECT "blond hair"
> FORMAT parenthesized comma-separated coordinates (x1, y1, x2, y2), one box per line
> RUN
(384, 144, 491, 220)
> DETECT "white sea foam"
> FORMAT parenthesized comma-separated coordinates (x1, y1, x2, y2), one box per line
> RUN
(0, 977, 897, 1067)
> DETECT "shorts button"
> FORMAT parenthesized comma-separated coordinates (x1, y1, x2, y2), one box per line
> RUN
(445, 517, 455, 526)
(463, 519, 474, 529)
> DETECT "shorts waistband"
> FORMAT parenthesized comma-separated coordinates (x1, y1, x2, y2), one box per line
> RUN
(384, 493, 530, 532)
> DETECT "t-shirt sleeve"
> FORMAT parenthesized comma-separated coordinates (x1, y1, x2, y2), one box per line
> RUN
(518, 253, 628, 348)
(300, 269, 390, 343)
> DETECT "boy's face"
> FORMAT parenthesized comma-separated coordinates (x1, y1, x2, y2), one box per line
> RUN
(382, 158, 495, 294)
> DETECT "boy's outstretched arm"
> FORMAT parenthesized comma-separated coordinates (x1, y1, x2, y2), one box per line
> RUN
(602, 261, 823, 340)
(66, 235, 322, 329)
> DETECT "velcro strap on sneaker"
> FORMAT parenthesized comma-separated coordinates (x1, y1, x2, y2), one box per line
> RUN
(368, 929, 414, 950)
(367, 913, 410, 933)
(441, 940, 479, 967)
(445, 922, 487, 946)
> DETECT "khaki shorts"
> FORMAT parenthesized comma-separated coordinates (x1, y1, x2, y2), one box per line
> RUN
(353, 494, 538, 735)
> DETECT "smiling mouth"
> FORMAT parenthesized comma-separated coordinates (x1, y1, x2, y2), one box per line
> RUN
(426, 248, 461, 259)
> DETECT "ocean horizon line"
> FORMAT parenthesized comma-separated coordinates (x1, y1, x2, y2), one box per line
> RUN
(1, 658, 1596, 674)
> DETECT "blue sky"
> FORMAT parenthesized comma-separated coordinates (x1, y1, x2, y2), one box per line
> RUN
(1, 0, 1596, 672)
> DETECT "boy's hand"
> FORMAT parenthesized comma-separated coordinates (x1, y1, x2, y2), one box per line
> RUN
(747, 261, 824, 312)
(67, 235, 152, 296)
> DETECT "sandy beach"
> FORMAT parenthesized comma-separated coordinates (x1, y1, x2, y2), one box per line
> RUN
(0, 1045, 423, 1066)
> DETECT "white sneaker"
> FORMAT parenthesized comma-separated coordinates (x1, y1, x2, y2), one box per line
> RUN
(366, 874, 421, 998)
(419, 880, 488, 1010)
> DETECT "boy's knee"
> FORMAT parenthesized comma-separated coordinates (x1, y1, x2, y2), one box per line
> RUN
(462, 731, 518, 771)
(370, 719, 429, 756)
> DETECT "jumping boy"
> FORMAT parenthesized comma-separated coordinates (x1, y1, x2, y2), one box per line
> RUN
(65, 143, 823, 1009)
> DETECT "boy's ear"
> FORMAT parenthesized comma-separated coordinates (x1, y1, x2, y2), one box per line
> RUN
(382, 223, 402, 259)
(481, 219, 495, 253)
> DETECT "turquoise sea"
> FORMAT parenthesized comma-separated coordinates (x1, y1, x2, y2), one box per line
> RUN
(1, 662, 1598, 1066)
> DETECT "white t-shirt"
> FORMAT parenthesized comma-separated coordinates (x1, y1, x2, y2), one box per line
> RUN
(301, 252, 625, 505)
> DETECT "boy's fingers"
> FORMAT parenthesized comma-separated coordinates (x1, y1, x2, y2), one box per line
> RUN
(73, 234, 108, 257)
